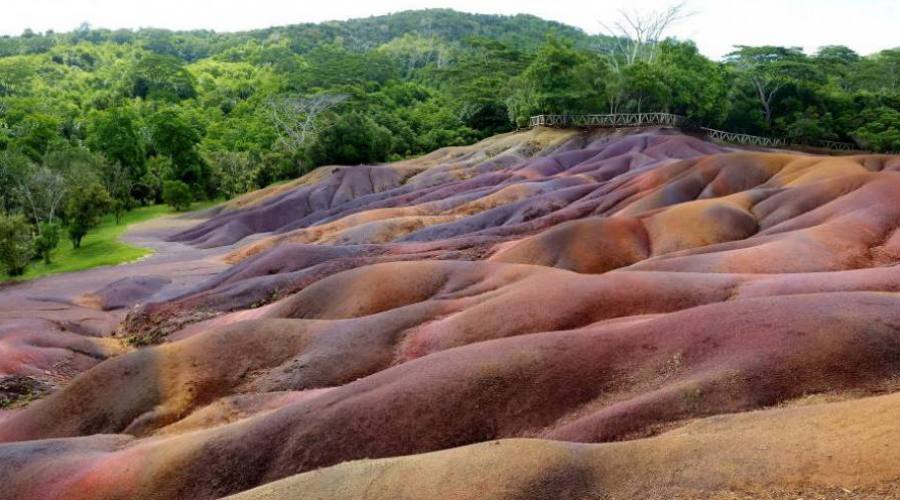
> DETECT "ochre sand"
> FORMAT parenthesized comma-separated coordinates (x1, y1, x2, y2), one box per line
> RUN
(2, 128, 900, 499)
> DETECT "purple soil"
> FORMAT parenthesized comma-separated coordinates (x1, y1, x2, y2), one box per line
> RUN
(2, 128, 900, 499)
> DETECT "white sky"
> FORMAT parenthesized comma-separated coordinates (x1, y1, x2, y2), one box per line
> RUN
(2, 0, 897, 59)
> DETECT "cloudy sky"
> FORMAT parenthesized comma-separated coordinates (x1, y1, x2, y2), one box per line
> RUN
(2, 0, 896, 59)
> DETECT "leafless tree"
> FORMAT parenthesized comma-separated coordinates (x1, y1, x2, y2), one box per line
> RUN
(267, 93, 348, 154)
(599, 2, 691, 72)
(104, 163, 134, 223)
(17, 166, 67, 230)
(598, 2, 692, 113)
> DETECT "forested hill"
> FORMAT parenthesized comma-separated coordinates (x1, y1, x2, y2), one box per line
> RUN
(0, 8, 899, 220)
(245, 9, 598, 53)
(0, 9, 599, 61)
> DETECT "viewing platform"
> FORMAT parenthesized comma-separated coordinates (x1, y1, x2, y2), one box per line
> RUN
(528, 113, 685, 129)
(528, 113, 858, 152)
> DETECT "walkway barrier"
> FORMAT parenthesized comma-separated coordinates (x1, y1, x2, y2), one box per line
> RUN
(528, 113, 870, 153)
(699, 127, 785, 148)
(528, 113, 684, 129)
(814, 139, 855, 151)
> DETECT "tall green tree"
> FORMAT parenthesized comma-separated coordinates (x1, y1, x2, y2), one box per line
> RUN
(65, 182, 112, 248)
(10, 114, 62, 160)
(128, 53, 197, 101)
(308, 112, 392, 166)
(656, 40, 728, 124)
(853, 49, 900, 94)
(814, 45, 860, 92)
(86, 106, 146, 183)
(725, 46, 820, 130)
(0, 214, 34, 276)
(854, 106, 900, 152)
(431, 37, 527, 135)
(140, 156, 174, 204)
(148, 107, 207, 191)
(507, 36, 606, 126)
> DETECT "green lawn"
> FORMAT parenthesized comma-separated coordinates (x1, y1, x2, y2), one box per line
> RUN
(2, 201, 218, 282)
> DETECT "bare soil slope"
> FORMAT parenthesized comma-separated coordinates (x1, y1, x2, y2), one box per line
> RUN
(2, 127, 900, 499)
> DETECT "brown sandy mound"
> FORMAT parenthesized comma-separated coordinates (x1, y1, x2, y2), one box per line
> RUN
(2, 128, 900, 499)
(229, 390, 900, 500)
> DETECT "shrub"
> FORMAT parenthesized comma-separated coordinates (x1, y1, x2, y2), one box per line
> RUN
(66, 183, 112, 249)
(854, 106, 900, 152)
(255, 151, 301, 187)
(141, 155, 175, 204)
(34, 222, 60, 264)
(0, 214, 34, 276)
(307, 112, 392, 166)
(206, 151, 258, 198)
(162, 180, 193, 211)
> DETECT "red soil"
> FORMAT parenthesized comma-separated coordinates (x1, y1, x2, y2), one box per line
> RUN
(2, 128, 900, 499)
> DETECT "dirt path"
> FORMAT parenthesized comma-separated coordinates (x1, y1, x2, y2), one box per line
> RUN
(0, 211, 248, 401)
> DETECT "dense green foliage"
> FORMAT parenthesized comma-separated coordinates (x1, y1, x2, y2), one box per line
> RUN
(34, 222, 60, 264)
(1, 202, 216, 281)
(0, 9, 898, 277)
(66, 183, 112, 248)
(0, 214, 33, 276)
(162, 180, 193, 211)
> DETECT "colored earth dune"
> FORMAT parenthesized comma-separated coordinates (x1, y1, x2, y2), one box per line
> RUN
(2, 127, 900, 499)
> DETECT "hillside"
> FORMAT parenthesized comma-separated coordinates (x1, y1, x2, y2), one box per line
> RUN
(2, 127, 900, 498)
(1, 9, 898, 230)
(0, 9, 600, 59)
(1, 7, 900, 498)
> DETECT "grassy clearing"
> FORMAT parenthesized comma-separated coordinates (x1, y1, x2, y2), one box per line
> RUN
(1, 201, 218, 282)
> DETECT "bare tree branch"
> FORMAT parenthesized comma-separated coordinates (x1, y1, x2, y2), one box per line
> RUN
(16, 166, 67, 229)
(597, 2, 691, 114)
(267, 93, 348, 154)
(599, 2, 692, 69)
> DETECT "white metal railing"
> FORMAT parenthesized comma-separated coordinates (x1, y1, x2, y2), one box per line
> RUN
(699, 127, 785, 148)
(528, 113, 866, 152)
(815, 139, 854, 151)
(528, 113, 685, 129)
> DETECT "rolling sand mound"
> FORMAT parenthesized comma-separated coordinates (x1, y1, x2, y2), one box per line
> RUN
(2, 128, 900, 499)
(229, 390, 900, 500)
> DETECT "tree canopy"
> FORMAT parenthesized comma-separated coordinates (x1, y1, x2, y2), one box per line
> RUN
(0, 8, 896, 233)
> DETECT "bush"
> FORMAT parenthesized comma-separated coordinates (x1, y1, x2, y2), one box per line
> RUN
(255, 151, 300, 187)
(0, 214, 34, 276)
(308, 112, 392, 167)
(854, 106, 900, 152)
(148, 108, 209, 193)
(206, 151, 258, 198)
(141, 155, 175, 204)
(66, 183, 113, 249)
(34, 222, 60, 264)
(163, 180, 193, 211)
